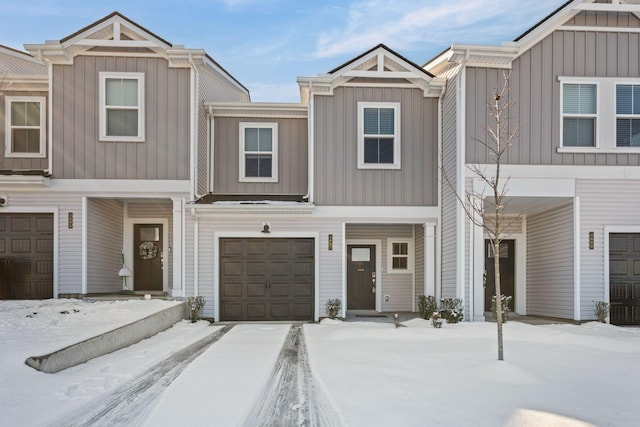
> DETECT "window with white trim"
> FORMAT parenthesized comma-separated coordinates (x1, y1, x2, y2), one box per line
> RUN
(99, 72, 145, 142)
(387, 238, 413, 273)
(616, 84, 640, 147)
(4, 96, 46, 158)
(562, 83, 596, 147)
(358, 102, 401, 169)
(239, 122, 278, 182)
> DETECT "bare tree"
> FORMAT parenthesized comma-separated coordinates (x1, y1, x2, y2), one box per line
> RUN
(444, 71, 520, 361)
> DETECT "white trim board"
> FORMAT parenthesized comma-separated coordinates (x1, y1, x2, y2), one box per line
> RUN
(213, 231, 321, 322)
(346, 239, 383, 313)
(123, 217, 169, 292)
(470, 164, 640, 180)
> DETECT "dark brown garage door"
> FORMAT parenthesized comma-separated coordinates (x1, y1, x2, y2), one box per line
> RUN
(609, 233, 640, 325)
(0, 213, 54, 300)
(219, 238, 314, 321)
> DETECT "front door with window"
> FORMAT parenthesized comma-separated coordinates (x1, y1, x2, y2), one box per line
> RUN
(134, 224, 163, 291)
(347, 245, 376, 309)
(484, 239, 515, 312)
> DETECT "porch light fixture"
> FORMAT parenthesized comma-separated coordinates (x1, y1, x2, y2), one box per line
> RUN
(328, 234, 333, 250)
(589, 231, 594, 250)
(68, 212, 73, 229)
(261, 223, 270, 233)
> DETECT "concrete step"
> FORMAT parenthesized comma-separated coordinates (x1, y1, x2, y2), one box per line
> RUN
(25, 301, 189, 373)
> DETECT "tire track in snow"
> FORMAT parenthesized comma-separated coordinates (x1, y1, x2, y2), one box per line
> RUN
(50, 324, 234, 427)
(243, 324, 346, 427)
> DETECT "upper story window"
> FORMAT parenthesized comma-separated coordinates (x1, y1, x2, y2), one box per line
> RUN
(99, 72, 145, 142)
(562, 83, 597, 147)
(387, 238, 413, 273)
(358, 102, 401, 169)
(4, 96, 46, 158)
(239, 122, 278, 182)
(616, 84, 640, 147)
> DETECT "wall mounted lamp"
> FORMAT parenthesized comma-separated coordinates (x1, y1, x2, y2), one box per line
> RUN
(261, 223, 270, 233)
(588, 231, 594, 250)
(328, 234, 333, 250)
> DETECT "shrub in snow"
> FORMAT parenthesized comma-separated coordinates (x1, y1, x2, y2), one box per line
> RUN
(325, 298, 342, 319)
(440, 298, 464, 323)
(430, 311, 443, 328)
(187, 296, 206, 323)
(418, 295, 438, 320)
(593, 300, 609, 323)
(491, 294, 512, 322)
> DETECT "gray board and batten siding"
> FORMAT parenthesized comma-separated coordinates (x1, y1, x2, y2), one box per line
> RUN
(0, 90, 49, 171)
(52, 56, 191, 179)
(465, 10, 640, 166)
(213, 117, 308, 196)
(314, 86, 438, 206)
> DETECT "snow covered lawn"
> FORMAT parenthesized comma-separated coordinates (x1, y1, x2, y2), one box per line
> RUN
(1, 299, 639, 427)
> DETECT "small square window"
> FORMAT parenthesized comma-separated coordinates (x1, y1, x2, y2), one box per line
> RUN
(4, 96, 46, 158)
(99, 72, 145, 142)
(239, 123, 278, 182)
(358, 102, 401, 169)
(387, 239, 412, 273)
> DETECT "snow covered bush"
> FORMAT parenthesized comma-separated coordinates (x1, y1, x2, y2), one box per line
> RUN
(187, 296, 206, 323)
(593, 301, 609, 323)
(491, 294, 512, 322)
(440, 298, 464, 323)
(430, 311, 443, 328)
(325, 298, 342, 319)
(418, 295, 438, 320)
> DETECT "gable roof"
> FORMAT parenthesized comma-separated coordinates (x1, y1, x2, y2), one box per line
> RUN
(328, 43, 434, 78)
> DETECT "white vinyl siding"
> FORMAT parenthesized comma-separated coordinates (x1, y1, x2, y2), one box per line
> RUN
(87, 199, 124, 293)
(238, 122, 278, 182)
(99, 72, 145, 142)
(526, 203, 575, 319)
(4, 96, 46, 158)
(414, 224, 424, 311)
(357, 102, 401, 169)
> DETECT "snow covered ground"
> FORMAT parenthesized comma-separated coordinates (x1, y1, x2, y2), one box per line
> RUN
(1, 299, 639, 426)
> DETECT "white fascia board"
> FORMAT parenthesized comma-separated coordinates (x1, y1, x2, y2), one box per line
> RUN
(472, 176, 576, 198)
(0, 176, 50, 186)
(206, 102, 307, 117)
(470, 163, 640, 180)
(45, 179, 190, 194)
(312, 206, 438, 221)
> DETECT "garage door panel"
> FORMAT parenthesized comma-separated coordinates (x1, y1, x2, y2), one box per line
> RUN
(11, 239, 31, 253)
(11, 217, 31, 232)
(222, 282, 243, 298)
(634, 260, 640, 275)
(36, 239, 53, 254)
(36, 259, 53, 275)
(221, 260, 243, 276)
(222, 303, 243, 319)
(0, 240, 5, 253)
(219, 238, 314, 321)
(610, 260, 628, 276)
(35, 217, 53, 232)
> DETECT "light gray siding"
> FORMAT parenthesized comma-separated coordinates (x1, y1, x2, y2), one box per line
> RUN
(466, 11, 640, 166)
(577, 179, 640, 320)
(441, 77, 458, 299)
(52, 56, 191, 179)
(213, 117, 308, 195)
(0, 90, 49, 171)
(414, 224, 424, 311)
(346, 224, 415, 312)
(565, 11, 640, 27)
(314, 86, 438, 206)
(526, 202, 575, 318)
(87, 198, 123, 293)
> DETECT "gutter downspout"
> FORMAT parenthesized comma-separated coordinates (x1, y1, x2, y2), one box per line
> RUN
(47, 61, 53, 175)
(188, 54, 200, 201)
(436, 84, 444, 303)
(457, 51, 469, 318)
(305, 82, 314, 203)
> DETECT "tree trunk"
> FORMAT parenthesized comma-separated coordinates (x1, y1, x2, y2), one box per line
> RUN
(494, 239, 504, 361)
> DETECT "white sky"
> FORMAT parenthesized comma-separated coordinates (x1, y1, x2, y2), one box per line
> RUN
(0, 0, 563, 101)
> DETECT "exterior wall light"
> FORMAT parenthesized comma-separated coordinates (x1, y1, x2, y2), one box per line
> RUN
(588, 231, 594, 250)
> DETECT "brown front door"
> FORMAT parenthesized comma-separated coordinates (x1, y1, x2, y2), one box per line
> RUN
(0, 213, 53, 299)
(347, 245, 376, 310)
(484, 239, 515, 311)
(134, 224, 163, 291)
(609, 233, 640, 325)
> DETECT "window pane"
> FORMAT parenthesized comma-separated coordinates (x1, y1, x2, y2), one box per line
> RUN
(12, 129, 40, 153)
(245, 128, 259, 151)
(364, 138, 395, 164)
(634, 86, 640, 114)
(364, 138, 379, 163)
(258, 128, 272, 151)
(107, 109, 138, 136)
(258, 155, 272, 177)
(379, 138, 394, 163)
(363, 108, 379, 134)
(378, 108, 394, 135)
(632, 119, 640, 147)
(620, 119, 640, 147)
(563, 117, 594, 147)
(245, 154, 272, 177)
(392, 257, 408, 269)
(351, 248, 370, 262)
(106, 79, 138, 106)
(564, 84, 596, 114)
(393, 242, 408, 255)
(617, 85, 632, 114)
(25, 102, 40, 126)
(140, 226, 160, 242)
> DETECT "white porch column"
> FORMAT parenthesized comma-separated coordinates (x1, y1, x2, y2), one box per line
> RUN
(425, 223, 436, 297)
(171, 197, 184, 297)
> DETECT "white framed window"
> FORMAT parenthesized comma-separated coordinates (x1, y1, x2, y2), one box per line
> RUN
(239, 122, 278, 182)
(387, 238, 413, 273)
(357, 102, 401, 169)
(4, 96, 46, 158)
(615, 84, 640, 147)
(561, 82, 597, 148)
(99, 72, 145, 142)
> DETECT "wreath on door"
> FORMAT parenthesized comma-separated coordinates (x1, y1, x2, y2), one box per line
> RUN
(139, 242, 158, 260)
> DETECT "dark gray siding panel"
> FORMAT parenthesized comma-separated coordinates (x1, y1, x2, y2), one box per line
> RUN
(314, 87, 438, 206)
(466, 13, 640, 166)
(0, 91, 48, 170)
(213, 117, 308, 195)
(52, 56, 191, 179)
